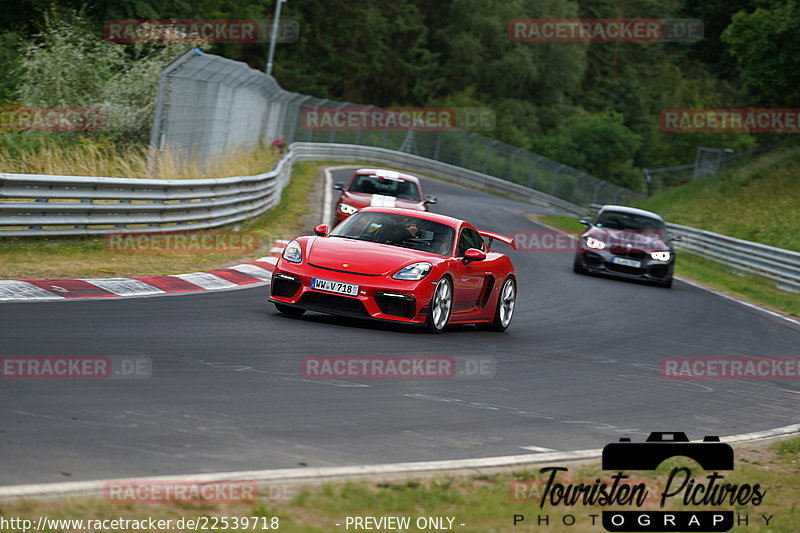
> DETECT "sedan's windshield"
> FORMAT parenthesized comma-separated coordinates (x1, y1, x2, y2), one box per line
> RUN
(348, 175, 420, 201)
(595, 211, 667, 233)
(330, 211, 454, 256)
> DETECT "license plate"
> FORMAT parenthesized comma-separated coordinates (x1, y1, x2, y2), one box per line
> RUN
(612, 257, 642, 268)
(311, 278, 359, 296)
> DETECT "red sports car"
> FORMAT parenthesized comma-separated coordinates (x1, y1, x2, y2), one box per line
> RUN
(333, 168, 437, 224)
(269, 207, 517, 333)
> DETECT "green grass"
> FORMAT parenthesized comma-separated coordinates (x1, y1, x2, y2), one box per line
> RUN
(635, 144, 800, 251)
(1, 436, 797, 533)
(538, 214, 800, 318)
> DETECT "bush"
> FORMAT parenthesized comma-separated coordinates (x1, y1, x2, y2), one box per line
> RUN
(17, 10, 202, 144)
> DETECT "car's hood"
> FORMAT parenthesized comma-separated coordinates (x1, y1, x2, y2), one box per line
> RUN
(342, 192, 423, 209)
(307, 237, 434, 275)
(585, 227, 670, 252)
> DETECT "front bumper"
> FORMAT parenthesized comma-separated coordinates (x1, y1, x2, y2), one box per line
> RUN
(269, 261, 436, 324)
(575, 249, 674, 282)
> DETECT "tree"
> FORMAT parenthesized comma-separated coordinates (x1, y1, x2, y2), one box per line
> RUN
(722, 0, 800, 106)
(535, 110, 643, 188)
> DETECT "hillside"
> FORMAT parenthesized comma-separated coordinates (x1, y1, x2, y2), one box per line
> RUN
(635, 144, 800, 251)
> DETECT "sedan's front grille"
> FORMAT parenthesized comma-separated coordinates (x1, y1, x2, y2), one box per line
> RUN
(607, 263, 645, 275)
(610, 249, 647, 260)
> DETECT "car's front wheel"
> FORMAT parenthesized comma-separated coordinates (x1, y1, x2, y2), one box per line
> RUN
(427, 277, 453, 333)
(485, 276, 516, 332)
(274, 303, 306, 316)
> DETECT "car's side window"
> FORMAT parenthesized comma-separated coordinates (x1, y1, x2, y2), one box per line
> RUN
(457, 227, 485, 256)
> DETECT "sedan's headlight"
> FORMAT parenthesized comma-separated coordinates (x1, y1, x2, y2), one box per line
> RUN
(392, 262, 432, 281)
(338, 203, 358, 215)
(650, 251, 672, 262)
(282, 240, 303, 263)
(585, 236, 606, 250)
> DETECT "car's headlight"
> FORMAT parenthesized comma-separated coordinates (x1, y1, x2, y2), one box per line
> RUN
(585, 236, 606, 250)
(392, 262, 432, 281)
(338, 203, 358, 215)
(282, 240, 303, 263)
(650, 251, 672, 262)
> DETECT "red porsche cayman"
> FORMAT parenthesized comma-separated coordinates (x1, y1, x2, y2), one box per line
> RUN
(269, 207, 517, 333)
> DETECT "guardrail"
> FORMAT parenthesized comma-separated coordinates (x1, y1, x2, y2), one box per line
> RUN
(667, 223, 800, 293)
(585, 204, 800, 293)
(0, 142, 584, 237)
(0, 155, 294, 237)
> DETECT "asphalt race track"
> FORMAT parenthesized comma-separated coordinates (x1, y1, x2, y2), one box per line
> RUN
(2, 168, 799, 485)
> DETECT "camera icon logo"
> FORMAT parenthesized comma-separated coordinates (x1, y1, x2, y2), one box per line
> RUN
(602, 432, 734, 471)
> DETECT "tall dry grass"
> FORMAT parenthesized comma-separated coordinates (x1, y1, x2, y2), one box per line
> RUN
(0, 138, 280, 179)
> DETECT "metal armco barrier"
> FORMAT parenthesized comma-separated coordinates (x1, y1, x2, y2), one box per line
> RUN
(667, 223, 800, 293)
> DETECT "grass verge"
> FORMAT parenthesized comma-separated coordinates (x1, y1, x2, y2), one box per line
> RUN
(537, 215, 800, 318)
(634, 144, 800, 251)
(0, 162, 320, 279)
(0, 436, 797, 532)
(0, 137, 280, 179)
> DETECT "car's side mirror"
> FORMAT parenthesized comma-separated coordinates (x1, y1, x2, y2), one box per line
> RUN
(313, 224, 329, 236)
(424, 195, 437, 205)
(579, 217, 592, 226)
(333, 182, 345, 191)
(462, 248, 486, 264)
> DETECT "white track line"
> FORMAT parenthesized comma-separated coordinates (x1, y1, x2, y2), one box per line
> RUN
(322, 168, 333, 226)
(1, 423, 797, 501)
(519, 445, 556, 453)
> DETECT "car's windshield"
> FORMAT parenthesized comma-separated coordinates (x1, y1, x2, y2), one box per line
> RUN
(595, 211, 667, 233)
(348, 175, 420, 201)
(330, 211, 454, 256)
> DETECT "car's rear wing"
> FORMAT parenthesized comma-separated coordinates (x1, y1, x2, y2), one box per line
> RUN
(478, 230, 517, 251)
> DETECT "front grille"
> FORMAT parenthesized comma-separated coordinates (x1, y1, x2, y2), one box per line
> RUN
(609, 249, 647, 260)
(271, 277, 301, 298)
(375, 293, 415, 319)
(607, 263, 645, 275)
(299, 291, 368, 316)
